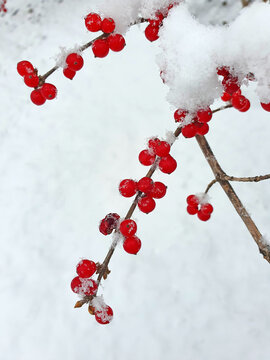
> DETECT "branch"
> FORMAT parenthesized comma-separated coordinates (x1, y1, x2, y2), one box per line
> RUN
(196, 134, 270, 263)
(225, 174, 270, 182)
(212, 104, 232, 114)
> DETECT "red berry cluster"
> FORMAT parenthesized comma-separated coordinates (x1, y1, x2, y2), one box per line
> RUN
(119, 219, 141, 254)
(186, 195, 214, 221)
(139, 137, 177, 174)
(89, 298, 113, 325)
(84, 12, 125, 58)
(0, 0, 7, 13)
(63, 53, 84, 80)
(144, 2, 179, 42)
(174, 107, 212, 138)
(17, 61, 57, 105)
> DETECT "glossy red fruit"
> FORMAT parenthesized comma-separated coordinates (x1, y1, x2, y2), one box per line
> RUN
(63, 67, 76, 80)
(174, 109, 188, 123)
(145, 24, 159, 42)
(148, 138, 159, 153)
(154, 140, 170, 157)
(238, 99, 250, 112)
(138, 149, 156, 166)
(222, 75, 240, 95)
(101, 18, 115, 33)
(30, 89, 46, 106)
(85, 13, 102, 32)
(186, 195, 199, 206)
(261, 102, 270, 112)
(108, 34, 126, 52)
(138, 196, 156, 213)
(95, 305, 113, 324)
(70, 277, 98, 296)
(24, 73, 39, 88)
(149, 11, 164, 27)
(99, 213, 120, 235)
(66, 53, 84, 71)
(17, 60, 34, 76)
(151, 181, 167, 199)
(92, 39, 110, 58)
(119, 179, 137, 197)
(137, 177, 154, 194)
(76, 259, 96, 278)
(217, 66, 230, 77)
(158, 155, 177, 174)
(221, 92, 232, 101)
(40, 83, 57, 100)
(195, 122, 209, 136)
(187, 205, 198, 215)
(119, 219, 137, 237)
(197, 107, 212, 123)
(123, 236, 141, 254)
(197, 210, 211, 221)
(200, 203, 213, 215)
(181, 123, 197, 138)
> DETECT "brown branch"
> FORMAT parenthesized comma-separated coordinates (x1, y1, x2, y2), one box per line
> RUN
(205, 179, 218, 194)
(225, 174, 270, 182)
(212, 104, 232, 114)
(241, 0, 251, 7)
(195, 134, 270, 263)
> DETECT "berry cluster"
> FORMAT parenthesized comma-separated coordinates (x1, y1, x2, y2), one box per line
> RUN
(70, 259, 113, 324)
(119, 219, 141, 255)
(17, 61, 57, 105)
(85, 12, 125, 58)
(144, 3, 179, 42)
(63, 53, 84, 80)
(0, 0, 7, 13)
(174, 108, 211, 138)
(186, 195, 214, 221)
(139, 137, 177, 174)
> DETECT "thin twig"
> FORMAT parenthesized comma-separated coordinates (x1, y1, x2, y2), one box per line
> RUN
(212, 104, 232, 114)
(195, 134, 270, 263)
(205, 179, 218, 193)
(225, 174, 270, 182)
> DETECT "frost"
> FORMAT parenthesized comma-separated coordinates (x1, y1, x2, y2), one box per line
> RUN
(54, 45, 83, 68)
(91, 295, 106, 311)
(196, 192, 210, 205)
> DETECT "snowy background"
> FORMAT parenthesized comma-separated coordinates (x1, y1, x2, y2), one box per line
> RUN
(1, 0, 270, 359)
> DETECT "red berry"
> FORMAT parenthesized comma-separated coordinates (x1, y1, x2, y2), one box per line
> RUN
(76, 259, 96, 278)
(238, 99, 250, 112)
(194, 121, 209, 136)
(174, 109, 187, 123)
(85, 12, 102, 32)
(24, 73, 39, 88)
(71, 276, 82, 294)
(145, 24, 159, 42)
(95, 305, 113, 324)
(151, 181, 167, 199)
(186, 195, 199, 206)
(137, 177, 154, 194)
(181, 123, 197, 138)
(200, 203, 213, 215)
(63, 67, 76, 80)
(261, 102, 270, 112)
(139, 149, 156, 166)
(108, 34, 125, 52)
(66, 53, 84, 71)
(197, 210, 211, 221)
(119, 219, 137, 237)
(149, 11, 164, 27)
(99, 213, 120, 235)
(40, 83, 57, 100)
(222, 75, 240, 95)
(17, 60, 34, 76)
(154, 140, 171, 157)
(119, 179, 137, 197)
(221, 92, 231, 101)
(30, 89, 46, 106)
(217, 66, 230, 77)
(101, 18, 115, 33)
(138, 196, 156, 213)
(148, 138, 159, 153)
(158, 155, 177, 174)
(92, 39, 110, 58)
(187, 205, 198, 215)
(197, 107, 212, 123)
(123, 236, 141, 254)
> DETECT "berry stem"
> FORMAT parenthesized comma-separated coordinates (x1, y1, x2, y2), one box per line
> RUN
(212, 104, 232, 114)
(195, 134, 270, 263)
(205, 179, 218, 194)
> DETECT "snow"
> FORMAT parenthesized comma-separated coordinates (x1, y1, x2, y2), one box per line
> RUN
(1, 0, 270, 359)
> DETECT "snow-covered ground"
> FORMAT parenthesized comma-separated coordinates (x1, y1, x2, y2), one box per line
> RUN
(1, 1, 270, 359)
